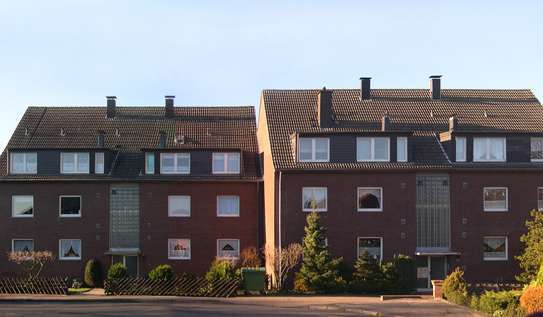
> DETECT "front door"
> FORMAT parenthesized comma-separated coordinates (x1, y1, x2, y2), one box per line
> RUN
(125, 256, 138, 277)
(416, 256, 448, 290)
(430, 256, 446, 281)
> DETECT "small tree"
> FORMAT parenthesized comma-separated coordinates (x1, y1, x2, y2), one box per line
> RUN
(107, 263, 128, 280)
(264, 243, 302, 290)
(516, 209, 543, 283)
(7, 251, 54, 279)
(350, 251, 384, 293)
(205, 259, 238, 281)
(294, 211, 346, 293)
(239, 247, 262, 267)
(442, 267, 469, 305)
(84, 259, 103, 287)
(148, 264, 174, 281)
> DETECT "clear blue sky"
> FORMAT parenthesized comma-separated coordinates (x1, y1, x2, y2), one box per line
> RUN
(0, 0, 541, 150)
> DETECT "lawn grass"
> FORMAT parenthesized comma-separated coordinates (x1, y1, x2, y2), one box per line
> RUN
(68, 288, 91, 295)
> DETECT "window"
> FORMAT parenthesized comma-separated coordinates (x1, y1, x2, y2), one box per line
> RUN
(358, 237, 382, 261)
(531, 138, 543, 162)
(212, 152, 241, 174)
(12, 195, 34, 218)
(397, 137, 408, 162)
(59, 196, 81, 217)
(168, 239, 191, 260)
(483, 187, 508, 212)
(456, 137, 467, 162)
(10, 152, 37, 174)
(168, 195, 191, 217)
(539, 188, 543, 211)
(302, 187, 327, 212)
(217, 239, 240, 259)
(160, 153, 190, 174)
(61, 152, 90, 174)
(298, 137, 329, 162)
(95, 152, 104, 174)
(357, 187, 383, 212)
(145, 152, 155, 174)
(473, 138, 506, 162)
(483, 236, 507, 261)
(217, 196, 240, 217)
(12, 239, 34, 252)
(59, 239, 82, 260)
(357, 137, 390, 161)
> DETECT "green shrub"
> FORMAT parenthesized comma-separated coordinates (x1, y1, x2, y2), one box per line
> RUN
(469, 294, 480, 311)
(532, 262, 543, 286)
(442, 267, 469, 305)
(84, 259, 102, 287)
(107, 263, 128, 280)
(388, 255, 416, 293)
(148, 264, 174, 281)
(478, 290, 521, 316)
(205, 260, 238, 281)
(350, 251, 385, 294)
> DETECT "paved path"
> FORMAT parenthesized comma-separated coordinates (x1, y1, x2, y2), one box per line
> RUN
(0, 295, 481, 317)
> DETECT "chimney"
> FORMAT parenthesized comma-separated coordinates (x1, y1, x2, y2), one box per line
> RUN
(381, 114, 390, 131)
(106, 96, 116, 118)
(360, 77, 371, 100)
(165, 95, 175, 118)
(429, 75, 442, 100)
(317, 87, 332, 128)
(449, 115, 458, 131)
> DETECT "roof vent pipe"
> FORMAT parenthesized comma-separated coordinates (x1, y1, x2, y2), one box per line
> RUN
(106, 96, 117, 118)
(449, 115, 458, 132)
(429, 75, 442, 100)
(360, 77, 371, 100)
(381, 114, 390, 131)
(165, 95, 175, 118)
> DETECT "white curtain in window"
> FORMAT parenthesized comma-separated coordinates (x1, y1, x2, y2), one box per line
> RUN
(218, 196, 240, 216)
(60, 239, 81, 259)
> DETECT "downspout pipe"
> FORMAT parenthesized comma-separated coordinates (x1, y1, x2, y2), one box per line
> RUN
(278, 171, 282, 288)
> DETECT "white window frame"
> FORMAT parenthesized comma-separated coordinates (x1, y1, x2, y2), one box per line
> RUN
(60, 152, 90, 174)
(538, 187, 543, 212)
(357, 187, 383, 212)
(145, 152, 155, 175)
(473, 137, 506, 162)
(212, 152, 241, 174)
(160, 153, 190, 174)
(9, 152, 37, 174)
(483, 187, 508, 212)
(356, 137, 390, 162)
(483, 236, 508, 261)
(168, 195, 191, 217)
(531, 137, 543, 162)
(298, 137, 330, 162)
(168, 238, 191, 260)
(216, 239, 240, 259)
(396, 137, 408, 162)
(456, 137, 467, 162)
(95, 152, 104, 174)
(216, 195, 240, 217)
(12, 195, 34, 218)
(59, 195, 82, 218)
(302, 187, 328, 212)
(12, 239, 34, 253)
(59, 239, 82, 261)
(357, 237, 383, 262)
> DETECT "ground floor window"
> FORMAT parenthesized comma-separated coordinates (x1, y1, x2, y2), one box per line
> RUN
(168, 239, 191, 260)
(538, 187, 543, 211)
(12, 239, 34, 252)
(217, 239, 240, 259)
(357, 237, 382, 261)
(59, 239, 81, 260)
(483, 236, 507, 261)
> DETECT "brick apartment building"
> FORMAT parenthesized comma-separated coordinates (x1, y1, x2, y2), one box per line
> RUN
(257, 76, 543, 289)
(0, 96, 261, 277)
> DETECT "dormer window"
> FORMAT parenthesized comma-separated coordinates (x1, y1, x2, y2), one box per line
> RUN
(473, 137, 506, 162)
(10, 152, 37, 174)
(61, 152, 90, 174)
(456, 137, 467, 162)
(531, 137, 543, 162)
(396, 137, 408, 162)
(160, 153, 190, 174)
(213, 152, 240, 174)
(357, 137, 390, 162)
(298, 137, 329, 162)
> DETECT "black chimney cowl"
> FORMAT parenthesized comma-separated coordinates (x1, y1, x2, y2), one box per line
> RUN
(429, 75, 442, 100)
(165, 95, 175, 118)
(106, 96, 116, 119)
(360, 77, 371, 100)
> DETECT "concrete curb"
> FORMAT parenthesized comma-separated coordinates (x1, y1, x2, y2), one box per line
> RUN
(309, 304, 382, 316)
(0, 296, 225, 304)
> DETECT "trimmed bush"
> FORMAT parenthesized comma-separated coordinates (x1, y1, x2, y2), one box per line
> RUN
(107, 263, 128, 280)
(350, 251, 385, 293)
(388, 255, 416, 293)
(442, 267, 469, 305)
(148, 264, 174, 282)
(84, 259, 102, 287)
(520, 285, 543, 314)
(478, 290, 521, 316)
(205, 260, 238, 281)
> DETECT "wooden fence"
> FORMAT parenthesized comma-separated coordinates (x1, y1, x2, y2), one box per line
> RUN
(104, 276, 240, 297)
(469, 282, 523, 294)
(0, 277, 68, 295)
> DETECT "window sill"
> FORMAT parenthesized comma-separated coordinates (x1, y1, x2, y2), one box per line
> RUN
(168, 214, 191, 218)
(59, 258, 81, 261)
(483, 209, 508, 212)
(483, 258, 508, 261)
(217, 214, 240, 217)
(168, 257, 191, 260)
(302, 209, 327, 212)
(59, 214, 82, 218)
(212, 171, 241, 175)
(12, 215, 34, 218)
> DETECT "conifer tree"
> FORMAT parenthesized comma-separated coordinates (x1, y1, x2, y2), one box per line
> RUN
(517, 209, 543, 283)
(351, 251, 384, 293)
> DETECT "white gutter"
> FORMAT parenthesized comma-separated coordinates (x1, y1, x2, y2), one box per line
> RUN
(277, 170, 282, 287)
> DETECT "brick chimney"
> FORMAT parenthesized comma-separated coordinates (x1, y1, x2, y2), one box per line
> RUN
(317, 87, 332, 128)
(360, 77, 371, 100)
(381, 114, 390, 131)
(430, 75, 442, 100)
(165, 95, 175, 118)
(449, 115, 458, 131)
(106, 96, 116, 119)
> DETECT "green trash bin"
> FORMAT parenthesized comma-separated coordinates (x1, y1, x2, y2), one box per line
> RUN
(241, 267, 266, 291)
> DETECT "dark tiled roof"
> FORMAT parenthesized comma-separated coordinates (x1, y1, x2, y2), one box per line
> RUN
(261, 89, 543, 170)
(1, 106, 260, 180)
